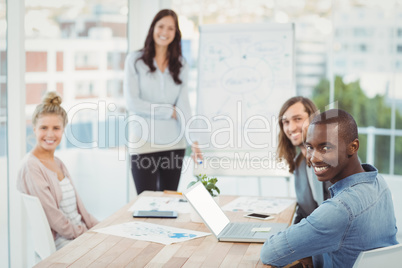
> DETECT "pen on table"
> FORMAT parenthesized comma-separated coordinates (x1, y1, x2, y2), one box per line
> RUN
(163, 190, 182, 195)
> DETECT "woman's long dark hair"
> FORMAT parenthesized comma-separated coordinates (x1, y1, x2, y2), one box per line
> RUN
(136, 9, 183, 85)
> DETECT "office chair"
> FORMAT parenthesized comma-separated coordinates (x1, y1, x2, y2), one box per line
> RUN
(21, 193, 56, 263)
(352, 244, 402, 268)
(383, 174, 402, 242)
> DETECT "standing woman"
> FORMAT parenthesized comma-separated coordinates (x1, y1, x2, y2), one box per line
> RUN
(17, 92, 98, 250)
(124, 9, 201, 195)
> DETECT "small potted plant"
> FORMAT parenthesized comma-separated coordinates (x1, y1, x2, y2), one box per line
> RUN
(188, 174, 220, 197)
(187, 174, 220, 222)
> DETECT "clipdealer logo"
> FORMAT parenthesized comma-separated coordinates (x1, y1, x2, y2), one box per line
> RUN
(65, 101, 281, 164)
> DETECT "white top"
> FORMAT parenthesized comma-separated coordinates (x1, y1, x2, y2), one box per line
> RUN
(54, 177, 84, 249)
(123, 51, 193, 154)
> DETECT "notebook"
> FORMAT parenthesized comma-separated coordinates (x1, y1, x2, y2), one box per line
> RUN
(183, 181, 289, 243)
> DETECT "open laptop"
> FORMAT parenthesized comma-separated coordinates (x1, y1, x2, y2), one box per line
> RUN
(183, 181, 289, 243)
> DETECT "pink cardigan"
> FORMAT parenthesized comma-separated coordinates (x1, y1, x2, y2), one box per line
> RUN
(17, 153, 99, 240)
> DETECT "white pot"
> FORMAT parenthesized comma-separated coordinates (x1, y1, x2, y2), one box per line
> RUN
(190, 206, 204, 223)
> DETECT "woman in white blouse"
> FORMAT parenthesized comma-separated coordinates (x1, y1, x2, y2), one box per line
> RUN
(123, 9, 202, 194)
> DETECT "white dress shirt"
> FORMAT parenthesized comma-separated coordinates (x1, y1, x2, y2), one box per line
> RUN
(123, 51, 192, 154)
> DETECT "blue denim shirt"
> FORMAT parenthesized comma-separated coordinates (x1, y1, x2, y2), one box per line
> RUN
(260, 164, 398, 268)
(293, 156, 331, 223)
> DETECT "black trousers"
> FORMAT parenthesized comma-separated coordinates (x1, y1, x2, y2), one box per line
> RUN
(130, 149, 185, 195)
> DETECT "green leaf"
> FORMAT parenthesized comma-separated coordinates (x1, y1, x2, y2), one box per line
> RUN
(206, 183, 214, 190)
(188, 174, 219, 196)
(187, 181, 196, 188)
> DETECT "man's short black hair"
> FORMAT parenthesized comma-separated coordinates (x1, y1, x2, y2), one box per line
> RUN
(310, 109, 358, 144)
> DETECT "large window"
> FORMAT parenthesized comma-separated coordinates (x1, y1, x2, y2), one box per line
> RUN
(172, 0, 402, 175)
(328, 1, 402, 175)
(25, 0, 128, 219)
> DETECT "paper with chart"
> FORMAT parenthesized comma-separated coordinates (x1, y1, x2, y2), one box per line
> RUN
(94, 221, 210, 245)
(221, 196, 295, 214)
(128, 196, 191, 213)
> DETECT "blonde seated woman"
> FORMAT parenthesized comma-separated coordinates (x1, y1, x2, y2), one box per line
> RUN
(17, 92, 98, 250)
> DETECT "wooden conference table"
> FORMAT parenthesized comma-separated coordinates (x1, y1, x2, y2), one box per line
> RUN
(36, 191, 296, 268)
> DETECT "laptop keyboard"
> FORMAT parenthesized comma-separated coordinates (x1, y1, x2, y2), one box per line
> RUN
(221, 222, 263, 238)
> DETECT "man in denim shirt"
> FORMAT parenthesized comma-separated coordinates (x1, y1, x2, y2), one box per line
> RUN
(261, 109, 398, 268)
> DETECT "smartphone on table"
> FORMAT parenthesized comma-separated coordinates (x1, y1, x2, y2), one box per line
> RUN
(244, 213, 275, 220)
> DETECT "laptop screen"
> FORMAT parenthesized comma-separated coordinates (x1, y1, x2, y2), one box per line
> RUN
(184, 182, 230, 236)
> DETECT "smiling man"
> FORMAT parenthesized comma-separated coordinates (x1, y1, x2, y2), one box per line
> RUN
(261, 109, 398, 268)
(277, 97, 331, 223)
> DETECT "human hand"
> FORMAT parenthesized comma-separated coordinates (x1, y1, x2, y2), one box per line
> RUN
(191, 142, 203, 163)
(172, 106, 177, 120)
(298, 256, 313, 268)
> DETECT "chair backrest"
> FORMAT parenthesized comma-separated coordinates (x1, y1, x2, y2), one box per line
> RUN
(382, 174, 402, 242)
(21, 193, 56, 261)
(352, 244, 402, 268)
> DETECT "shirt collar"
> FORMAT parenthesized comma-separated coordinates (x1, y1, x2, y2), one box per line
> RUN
(153, 59, 169, 74)
(329, 164, 378, 197)
(293, 151, 301, 162)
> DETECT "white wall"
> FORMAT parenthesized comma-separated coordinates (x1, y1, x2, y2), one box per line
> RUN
(0, 158, 9, 267)
(7, 0, 26, 267)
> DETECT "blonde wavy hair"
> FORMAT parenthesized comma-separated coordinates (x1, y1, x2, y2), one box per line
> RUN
(32, 91, 68, 127)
